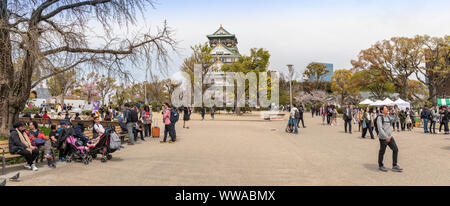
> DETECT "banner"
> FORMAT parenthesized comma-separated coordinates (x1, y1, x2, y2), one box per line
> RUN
(437, 99, 450, 106)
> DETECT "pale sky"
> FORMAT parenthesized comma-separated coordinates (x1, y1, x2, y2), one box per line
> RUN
(104, 0, 450, 82)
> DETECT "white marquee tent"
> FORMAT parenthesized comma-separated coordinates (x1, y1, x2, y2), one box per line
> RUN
(383, 98, 395, 106)
(394, 98, 411, 110)
(359, 99, 374, 105)
(371, 100, 384, 106)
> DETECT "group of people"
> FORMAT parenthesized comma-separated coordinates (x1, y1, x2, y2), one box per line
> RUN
(8, 120, 91, 171)
(420, 106, 450, 134)
(288, 104, 306, 134)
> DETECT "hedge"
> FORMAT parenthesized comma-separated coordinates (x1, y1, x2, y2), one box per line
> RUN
(23, 107, 40, 114)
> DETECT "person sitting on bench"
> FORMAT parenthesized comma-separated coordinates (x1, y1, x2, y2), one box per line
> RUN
(8, 122, 39, 171)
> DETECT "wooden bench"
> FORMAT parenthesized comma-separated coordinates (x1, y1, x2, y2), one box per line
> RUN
(1, 140, 22, 175)
(85, 126, 128, 143)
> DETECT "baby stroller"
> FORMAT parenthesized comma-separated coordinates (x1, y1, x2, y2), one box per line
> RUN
(65, 135, 92, 165)
(285, 118, 294, 133)
(89, 127, 120, 163)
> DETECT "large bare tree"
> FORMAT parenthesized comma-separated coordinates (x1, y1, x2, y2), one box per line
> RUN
(0, 0, 176, 137)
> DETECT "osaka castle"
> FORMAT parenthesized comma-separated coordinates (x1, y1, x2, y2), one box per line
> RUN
(207, 25, 241, 68)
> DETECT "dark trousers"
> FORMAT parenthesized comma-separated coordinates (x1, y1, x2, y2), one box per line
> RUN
(163, 124, 175, 142)
(144, 124, 151, 137)
(362, 124, 374, 139)
(17, 149, 39, 165)
(392, 122, 399, 131)
(296, 117, 305, 128)
(401, 122, 406, 131)
(445, 120, 449, 133)
(133, 128, 144, 141)
(378, 138, 399, 167)
(171, 123, 177, 139)
(344, 119, 352, 133)
(429, 121, 436, 134)
(327, 115, 331, 124)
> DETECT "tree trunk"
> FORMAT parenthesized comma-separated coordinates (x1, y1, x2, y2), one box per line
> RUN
(0, 1, 17, 137)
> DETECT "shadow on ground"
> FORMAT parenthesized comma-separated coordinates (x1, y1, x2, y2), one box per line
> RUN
(441, 146, 450, 151)
(363, 164, 380, 172)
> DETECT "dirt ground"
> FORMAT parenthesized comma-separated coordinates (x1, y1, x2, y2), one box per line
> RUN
(3, 112, 450, 186)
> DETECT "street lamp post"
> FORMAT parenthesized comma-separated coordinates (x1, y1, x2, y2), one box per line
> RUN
(144, 66, 148, 105)
(287, 64, 294, 109)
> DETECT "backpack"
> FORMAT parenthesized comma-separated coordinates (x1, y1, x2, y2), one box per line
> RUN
(374, 115, 388, 135)
(170, 109, 179, 124)
(129, 109, 138, 123)
(294, 109, 300, 119)
(109, 130, 122, 150)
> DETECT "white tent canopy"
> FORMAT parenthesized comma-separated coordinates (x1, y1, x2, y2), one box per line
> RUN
(383, 98, 395, 106)
(359, 99, 374, 105)
(371, 100, 384, 106)
(394, 98, 411, 110)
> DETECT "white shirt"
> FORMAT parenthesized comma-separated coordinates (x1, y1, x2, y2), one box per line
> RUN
(94, 123, 105, 135)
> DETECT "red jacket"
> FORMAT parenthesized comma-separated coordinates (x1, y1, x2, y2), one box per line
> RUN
(26, 129, 49, 141)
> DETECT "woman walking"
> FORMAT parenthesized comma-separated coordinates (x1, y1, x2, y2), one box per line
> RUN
(183, 106, 191, 129)
(362, 107, 374, 139)
(142, 105, 152, 138)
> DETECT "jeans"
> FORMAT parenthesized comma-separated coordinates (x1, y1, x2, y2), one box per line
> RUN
(171, 123, 177, 139)
(378, 138, 399, 168)
(445, 120, 449, 133)
(429, 121, 436, 134)
(163, 124, 175, 142)
(16, 149, 39, 165)
(293, 119, 299, 134)
(344, 119, 352, 133)
(126, 122, 135, 144)
(423, 119, 429, 133)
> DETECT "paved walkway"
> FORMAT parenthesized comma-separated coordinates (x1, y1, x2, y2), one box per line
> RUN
(3, 112, 450, 186)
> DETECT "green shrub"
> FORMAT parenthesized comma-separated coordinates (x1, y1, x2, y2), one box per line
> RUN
(82, 110, 92, 116)
(336, 107, 343, 114)
(23, 107, 40, 114)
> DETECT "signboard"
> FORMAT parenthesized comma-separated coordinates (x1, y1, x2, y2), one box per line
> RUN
(437, 99, 450, 106)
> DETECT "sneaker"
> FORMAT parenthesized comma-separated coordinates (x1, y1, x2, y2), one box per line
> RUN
(379, 166, 388, 172)
(31, 164, 39, 171)
(127, 142, 134, 145)
(24, 164, 32, 170)
(48, 163, 56, 168)
(392, 165, 403, 172)
(160, 141, 166, 144)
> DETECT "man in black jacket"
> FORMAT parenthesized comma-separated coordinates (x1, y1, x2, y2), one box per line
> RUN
(297, 105, 306, 128)
(9, 122, 40, 171)
(443, 106, 449, 135)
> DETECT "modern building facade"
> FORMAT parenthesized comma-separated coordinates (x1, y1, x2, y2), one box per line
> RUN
(307, 62, 334, 82)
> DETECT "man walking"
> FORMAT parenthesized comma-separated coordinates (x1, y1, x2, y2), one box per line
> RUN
(297, 105, 306, 128)
(421, 106, 430, 133)
(445, 106, 450, 135)
(124, 103, 138, 145)
(290, 104, 299, 134)
(377, 105, 403, 172)
(343, 105, 353, 134)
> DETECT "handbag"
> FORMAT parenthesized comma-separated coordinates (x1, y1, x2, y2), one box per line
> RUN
(362, 121, 367, 129)
(32, 138, 46, 146)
